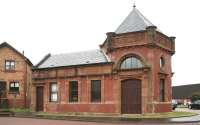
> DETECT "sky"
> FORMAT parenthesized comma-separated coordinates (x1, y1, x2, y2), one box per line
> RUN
(0, 0, 200, 86)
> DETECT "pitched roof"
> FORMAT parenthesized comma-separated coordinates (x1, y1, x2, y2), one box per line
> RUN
(37, 49, 110, 69)
(115, 7, 157, 34)
(172, 83, 200, 99)
(0, 42, 33, 66)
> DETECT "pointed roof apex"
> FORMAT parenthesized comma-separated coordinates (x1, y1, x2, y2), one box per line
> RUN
(133, 2, 136, 8)
(115, 7, 158, 34)
(0, 42, 33, 66)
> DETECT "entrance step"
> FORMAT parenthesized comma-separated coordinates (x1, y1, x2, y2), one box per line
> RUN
(0, 109, 14, 117)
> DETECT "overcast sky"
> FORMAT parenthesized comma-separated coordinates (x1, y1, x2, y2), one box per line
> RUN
(0, 0, 199, 86)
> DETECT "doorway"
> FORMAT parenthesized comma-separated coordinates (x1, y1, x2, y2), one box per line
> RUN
(121, 79, 142, 114)
(36, 86, 44, 111)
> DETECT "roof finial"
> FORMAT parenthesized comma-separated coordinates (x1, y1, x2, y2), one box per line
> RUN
(133, 1, 136, 8)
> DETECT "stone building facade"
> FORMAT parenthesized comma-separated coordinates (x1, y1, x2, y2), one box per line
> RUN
(31, 7, 175, 114)
(0, 6, 175, 114)
(0, 42, 32, 108)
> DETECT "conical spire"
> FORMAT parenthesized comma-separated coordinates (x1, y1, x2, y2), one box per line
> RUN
(115, 7, 157, 34)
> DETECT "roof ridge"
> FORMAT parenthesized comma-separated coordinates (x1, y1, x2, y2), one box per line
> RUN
(51, 49, 101, 56)
(173, 83, 200, 87)
(134, 8, 154, 26)
(37, 49, 109, 68)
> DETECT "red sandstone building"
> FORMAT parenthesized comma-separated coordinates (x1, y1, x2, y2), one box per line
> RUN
(0, 42, 32, 108)
(31, 7, 175, 114)
(0, 6, 175, 114)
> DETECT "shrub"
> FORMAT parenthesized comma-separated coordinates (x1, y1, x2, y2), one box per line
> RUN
(190, 92, 200, 102)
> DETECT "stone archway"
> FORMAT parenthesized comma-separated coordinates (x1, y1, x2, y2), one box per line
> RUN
(121, 79, 142, 114)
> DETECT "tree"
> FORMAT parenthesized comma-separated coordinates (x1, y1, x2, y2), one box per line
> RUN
(190, 92, 200, 102)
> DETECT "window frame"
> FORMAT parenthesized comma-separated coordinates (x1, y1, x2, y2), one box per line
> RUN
(5, 60, 15, 71)
(69, 81, 78, 103)
(9, 81, 19, 93)
(160, 57, 165, 68)
(91, 80, 101, 102)
(159, 79, 165, 102)
(49, 82, 58, 102)
(120, 56, 143, 69)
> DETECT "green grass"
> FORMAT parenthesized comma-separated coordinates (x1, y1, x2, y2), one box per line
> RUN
(0, 108, 10, 112)
(10, 108, 32, 113)
(35, 111, 197, 119)
(122, 111, 196, 119)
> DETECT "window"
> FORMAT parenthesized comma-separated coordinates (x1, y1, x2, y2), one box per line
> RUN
(160, 57, 165, 68)
(5, 60, 15, 71)
(10, 82, 19, 92)
(120, 57, 143, 69)
(69, 81, 78, 102)
(160, 79, 165, 102)
(49, 83, 58, 102)
(91, 80, 101, 102)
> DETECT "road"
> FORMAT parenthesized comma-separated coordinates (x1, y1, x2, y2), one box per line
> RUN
(170, 108, 200, 122)
(0, 117, 199, 125)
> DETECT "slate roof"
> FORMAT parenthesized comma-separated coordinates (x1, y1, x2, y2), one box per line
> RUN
(172, 84, 200, 99)
(37, 49, 109, 69)
(115, 7, 157, 34)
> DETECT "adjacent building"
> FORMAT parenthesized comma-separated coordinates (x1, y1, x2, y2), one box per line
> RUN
(0, 42, 32, 108)
(172, 84, 200, 105)
(31, 6, 175, 114)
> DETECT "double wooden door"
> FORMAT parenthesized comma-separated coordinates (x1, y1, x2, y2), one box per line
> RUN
(121, 79, 142, 114)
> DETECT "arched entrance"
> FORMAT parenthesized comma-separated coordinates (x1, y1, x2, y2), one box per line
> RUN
(121, 79, 142, 114)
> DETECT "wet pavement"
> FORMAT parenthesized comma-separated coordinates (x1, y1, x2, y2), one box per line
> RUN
(0, 117, 199, 125)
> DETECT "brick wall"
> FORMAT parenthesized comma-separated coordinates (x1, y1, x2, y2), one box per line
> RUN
(0, 46, 32, 108)
(32, 29, 174, 114)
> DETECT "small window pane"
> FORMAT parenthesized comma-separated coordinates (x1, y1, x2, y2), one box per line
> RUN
(51, 84, 57, 92)
(51, 93, 58, 102)
(91, 80, 101, 102)
(49, 83, 58, 102)
(9, 82, 19, 92)
(160, 57, 165, 68)
(15, 83, 19, 87)
(69, 81, 78, 102)
(6, 61, 10, 66)
(160, 79, 165, 102)
(6, 66, 10, 70)
(126, 58, 132, 68)
(10, 83, 15, 87)
(5, 60, 15, 70)
(11, 62, 15, 66)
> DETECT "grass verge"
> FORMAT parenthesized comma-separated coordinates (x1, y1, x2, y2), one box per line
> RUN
(122, 111, 196, 119)
(10, 108, 32, 113)
(35, 111, 197, 119)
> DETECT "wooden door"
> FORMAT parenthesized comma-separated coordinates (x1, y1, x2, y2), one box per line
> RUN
(0, 82, 6, 98)
(121, 79, 142, 114)
(36, 86, 44, 111)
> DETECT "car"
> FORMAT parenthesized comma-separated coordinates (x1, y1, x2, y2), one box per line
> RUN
(188, 100, 200, 109)
(172, 103, 177, 110)
(172, 100, 177, 110)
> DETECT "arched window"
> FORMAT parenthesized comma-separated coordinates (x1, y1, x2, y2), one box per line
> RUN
(120, 57, 143, 69)
(160, 57, 165, 68)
